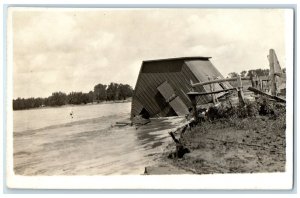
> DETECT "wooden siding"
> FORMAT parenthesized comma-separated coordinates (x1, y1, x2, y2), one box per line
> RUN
(131, 58, 228, 118)
(169, 96, 189, 116)
(185, 60, 232, 98)
(157, 81, 189, 116)
(157, 81, 176, 102)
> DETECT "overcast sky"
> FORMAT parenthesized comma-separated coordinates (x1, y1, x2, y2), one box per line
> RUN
(11, 8, 288, 98)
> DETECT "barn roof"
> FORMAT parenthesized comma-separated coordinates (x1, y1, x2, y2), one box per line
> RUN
(143, 56, 211, 63)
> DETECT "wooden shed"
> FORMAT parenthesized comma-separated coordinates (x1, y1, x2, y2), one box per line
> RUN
(131, 57, 231, 118)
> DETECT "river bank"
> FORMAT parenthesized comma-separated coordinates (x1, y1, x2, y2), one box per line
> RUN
(145, 99, 286, 175)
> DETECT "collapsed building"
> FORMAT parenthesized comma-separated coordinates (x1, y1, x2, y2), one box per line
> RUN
(131, 57, 232, 118)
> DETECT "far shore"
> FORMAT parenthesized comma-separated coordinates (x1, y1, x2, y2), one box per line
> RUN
(13, 98, 132, 111)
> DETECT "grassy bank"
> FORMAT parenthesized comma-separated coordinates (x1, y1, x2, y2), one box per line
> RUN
(163, 98, 286, 174)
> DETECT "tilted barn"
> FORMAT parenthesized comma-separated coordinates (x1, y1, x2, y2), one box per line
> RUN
(131, 57, 231, 118)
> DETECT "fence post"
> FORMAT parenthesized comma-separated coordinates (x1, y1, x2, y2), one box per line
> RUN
(259, 79, 263, 91)
(188, 93, 198, 121)
(208, 76, 217, 104)
(269, 49, 277, 96)
(237, 75, 245, 106)
(250, 72, 256, 88)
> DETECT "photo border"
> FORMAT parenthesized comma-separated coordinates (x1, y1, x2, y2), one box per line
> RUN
(2, 2, 297, 194)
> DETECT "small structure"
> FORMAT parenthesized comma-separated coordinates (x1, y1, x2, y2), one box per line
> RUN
(131, 57, 232, 118)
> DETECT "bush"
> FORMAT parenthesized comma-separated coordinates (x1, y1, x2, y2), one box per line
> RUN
(206, 97, 284, 121)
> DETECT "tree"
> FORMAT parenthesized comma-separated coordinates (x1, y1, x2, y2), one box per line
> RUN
(13, 97, 46, 110)
(13, 82, 134, 110)
(47, 92, 67, 106)
(247, 69, 269, 77)
(68, 92, 82, 105)
(118, 84, 133, 100)
(228, 72, 238, 78)
(240, 70, 247, 77)
(106, 83, 119, 101)
(94, 84, 107, 102)
(13, 98, 25, 110)
(88, 91, 94, 103)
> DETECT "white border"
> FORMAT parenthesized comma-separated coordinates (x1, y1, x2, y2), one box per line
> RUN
(4, 6, 295, 190)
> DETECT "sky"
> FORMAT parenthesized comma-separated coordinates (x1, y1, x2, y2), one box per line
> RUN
(11, 8, 288, 98)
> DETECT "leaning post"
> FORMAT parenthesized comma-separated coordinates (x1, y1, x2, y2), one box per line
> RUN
(237, 74, 245, 106)
(269, 49, 277, 96)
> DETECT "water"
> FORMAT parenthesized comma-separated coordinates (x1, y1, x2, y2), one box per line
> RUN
(13, 102, 131, 133)
(13, 102, 186, 175)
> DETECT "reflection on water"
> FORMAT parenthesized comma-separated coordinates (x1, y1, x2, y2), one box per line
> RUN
(13, 102, 185, 175)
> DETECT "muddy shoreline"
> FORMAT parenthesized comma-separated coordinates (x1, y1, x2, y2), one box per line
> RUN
(145, 101, 286, 175)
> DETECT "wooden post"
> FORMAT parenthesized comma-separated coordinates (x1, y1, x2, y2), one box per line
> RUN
(248, 87, 286, 103)
(269, 49, 277, 96)
(168, 132, 190, 158)
(188, 93, 198, 121)
(237, 75, 245, 106)
(259, 79, 263, 91)
(250, 72, 256, 87)
(213, 76, 219, 104)
(208, 76, 217, 104)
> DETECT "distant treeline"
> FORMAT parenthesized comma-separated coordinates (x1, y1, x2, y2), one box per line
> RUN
(227, 68, 286, 78)
(13, 82, 133, 110)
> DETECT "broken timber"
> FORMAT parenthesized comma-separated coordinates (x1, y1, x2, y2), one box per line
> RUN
(190, 74, 246, 106)
(168, 131, 190, 158)
(191, 77, 251, 87)
(187, 88, 237, 96)
(248, 87, 286, 103)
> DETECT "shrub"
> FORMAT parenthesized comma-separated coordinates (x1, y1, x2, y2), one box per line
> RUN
(205, 96, 284, 121)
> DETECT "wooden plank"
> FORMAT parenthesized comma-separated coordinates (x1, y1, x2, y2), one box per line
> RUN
(157, 81, 175, 102)
(191, 77, 251, 87)
(187, 88, 237, 96)
(157, 81, 189, 116)
(248, 87, 286, 103)
(169, 96, 189, 116)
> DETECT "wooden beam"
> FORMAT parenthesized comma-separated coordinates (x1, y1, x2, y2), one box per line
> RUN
(248, 87, 286, 103)
(191, 77, 251, 87)
(187, 88, 237, 96)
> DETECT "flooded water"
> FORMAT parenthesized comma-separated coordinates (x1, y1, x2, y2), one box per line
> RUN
(13, 102, 186, 175)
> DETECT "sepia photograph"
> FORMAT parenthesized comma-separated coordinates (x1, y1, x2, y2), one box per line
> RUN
(5, 7, 294, 189)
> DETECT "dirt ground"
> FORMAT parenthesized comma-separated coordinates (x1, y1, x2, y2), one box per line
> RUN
(160, 111, 286, 174)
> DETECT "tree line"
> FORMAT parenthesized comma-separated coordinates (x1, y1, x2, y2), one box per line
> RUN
(13, 82, 133, 110)
(227, 68, 286, 79)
